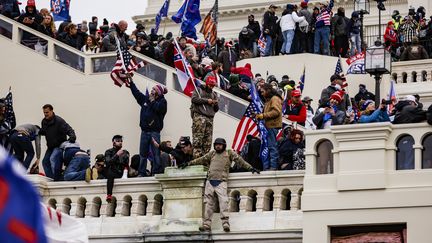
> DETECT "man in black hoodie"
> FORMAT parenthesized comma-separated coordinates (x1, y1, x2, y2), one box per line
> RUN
(39, 104, 76, 180)
(0, 0, 20, 19)
(246, 15, 261, 56)
(17, 0, 43, 48)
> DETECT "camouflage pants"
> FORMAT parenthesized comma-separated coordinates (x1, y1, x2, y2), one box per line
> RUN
(192, 114, 213, 159)
(203, 181, 229, 228)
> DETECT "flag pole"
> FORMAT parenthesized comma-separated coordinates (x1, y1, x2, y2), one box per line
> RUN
(163, 17, 167, 36)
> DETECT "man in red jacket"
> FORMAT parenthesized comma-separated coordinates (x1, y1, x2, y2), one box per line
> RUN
(283, 90, 307, 126)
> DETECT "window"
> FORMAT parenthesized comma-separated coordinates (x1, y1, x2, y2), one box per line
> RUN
(316, 140, 334, 174)
(422, 134, 432, 169)
(396, 135, 415, 170)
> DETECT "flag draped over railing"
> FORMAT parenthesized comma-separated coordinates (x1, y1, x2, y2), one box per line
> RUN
(110, 37, 145, 87)
(200, 0, 218, 46)
(171, 0, 201, 39)
(154, 0, 170, 34)
(50, 0, 70, 22)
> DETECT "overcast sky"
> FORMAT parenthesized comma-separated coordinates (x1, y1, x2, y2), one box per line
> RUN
(22, 0, 149, 34)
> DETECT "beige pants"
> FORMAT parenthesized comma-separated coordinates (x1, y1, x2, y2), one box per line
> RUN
(203, 180, 229, 227)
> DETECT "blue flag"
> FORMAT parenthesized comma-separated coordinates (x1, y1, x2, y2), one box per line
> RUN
(0, 146, 47, 243)
(155, 0, 170, 34)
(50, 0, 71, 22)
(250, 84, 268, 162)
(298, 66, 306, 93)
(171, 0, 201, 39)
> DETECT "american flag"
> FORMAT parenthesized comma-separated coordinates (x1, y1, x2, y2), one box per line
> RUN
(335, 56, 343, 75)
(232, 84, 268, 162)
(298, 66, 306, 93)
(110, 38, 145, 87)
(4, 91, 16, 129)
(387, 80, 398, 114)
(200, 0, 218, 46)
(258, 32, 267, 57)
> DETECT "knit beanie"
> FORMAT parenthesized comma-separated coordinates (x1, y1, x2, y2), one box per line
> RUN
(330, 91, 344, 103)
(229, 74, 240, 86)
(153, 84, 168, 96)
(361, 100, 375, 111)
(27, 0, 35, 7)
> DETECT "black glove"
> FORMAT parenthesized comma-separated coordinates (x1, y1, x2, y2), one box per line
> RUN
(178, 162, 188, 169)
(251, 167, 260, 174)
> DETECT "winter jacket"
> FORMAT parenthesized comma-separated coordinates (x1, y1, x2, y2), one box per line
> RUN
(62, 32, 86, 50)
(37, 24, 55, 38)
(247, 20, 261, 41)
(17, 6, 43, 30)
(278, 139, 305, 170)
(105, 147, 130, 175)
(230, 63, 253, 79)
(280, 12, 305, 32)
(331, 14, 350, 36)
(262, 95, 283, 129)
(347, 18, 361, 35)
(218, 48, 237, 75)
(319, 85, 351, 112)
(191, 85, 219, 118)
(354, 90, 375, 104)
(134, 44, 156, 59)
(170, 148, 193, 167)
(313, 107, 346, 129)
(359, 109, 390, 123)
(13, 124, 41, 159)
(238, 30, 254, 51)
(40, 114, 76, 149)
(393, 104, 427, 124)
(0, 0, 20, 18)
(240, 137, 262, 171)
(427, 104, 432, 125)
(400, 44, 429, 61)
(263, 10, 278, 37)
(130, 82, 167, 132)
(188, 149, 253, 181)
(284, 100, 307, 126)
(315, 0, 334, 28)
(227, 85, 250, 101)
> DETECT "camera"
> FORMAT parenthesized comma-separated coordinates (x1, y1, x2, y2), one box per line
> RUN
(381, 99, 392, 105)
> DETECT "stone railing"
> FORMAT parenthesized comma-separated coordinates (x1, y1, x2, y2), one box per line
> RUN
(28, 166, 304, 240)
(391, 59, 432, 84)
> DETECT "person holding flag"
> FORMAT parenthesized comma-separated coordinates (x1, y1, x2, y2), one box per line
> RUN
(190, 76, 219, 159)
(129, 81, 168, 176)
(255, 83, 282, 170)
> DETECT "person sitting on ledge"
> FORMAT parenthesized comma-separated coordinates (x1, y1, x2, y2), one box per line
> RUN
(180, 138, 260, 233)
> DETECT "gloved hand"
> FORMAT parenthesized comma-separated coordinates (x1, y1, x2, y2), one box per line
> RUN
(251, 167, 260, 174)
(178, 163, 188, 169)
(256, 114, 264, 120)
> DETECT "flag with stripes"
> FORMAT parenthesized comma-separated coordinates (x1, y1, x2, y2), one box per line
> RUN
(3, 91, 16, 129)
(335, 56, 343, 75)
(110, 38, 145, 87)
(173, 39, 199, 97)
(200, 0, 218, 46)
(258, 32, 267, 56)
(387, 80, 398, 114)
(232, 83, 268, 162)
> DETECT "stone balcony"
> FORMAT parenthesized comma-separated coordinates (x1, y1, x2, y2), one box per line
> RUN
(29, 166, 304, 242)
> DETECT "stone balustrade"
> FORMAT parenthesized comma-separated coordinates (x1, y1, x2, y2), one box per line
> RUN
(28, 166, 304, 239)
(392, 59, 432, 83)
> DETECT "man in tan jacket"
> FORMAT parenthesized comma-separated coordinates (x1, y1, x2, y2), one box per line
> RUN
(256, 83, 282, 170)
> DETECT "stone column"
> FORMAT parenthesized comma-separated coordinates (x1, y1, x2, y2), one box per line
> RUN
(155, 165, 207, 232)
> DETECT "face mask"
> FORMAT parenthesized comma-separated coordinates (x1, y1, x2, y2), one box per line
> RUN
(334, 84, 342, 90)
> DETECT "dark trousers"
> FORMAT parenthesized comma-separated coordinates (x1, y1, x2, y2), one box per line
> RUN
(9, 132, 34, 169)
(102, 168, 122, 195)
(334, 35, 349, 57)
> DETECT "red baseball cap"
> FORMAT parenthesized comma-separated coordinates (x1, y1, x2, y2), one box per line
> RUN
(291, 90, 302, 97)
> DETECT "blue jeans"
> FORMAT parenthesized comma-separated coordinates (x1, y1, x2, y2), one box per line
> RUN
(264, 34, 273, 56)
(64, 155, 90, 181)
(42, 147, 63, 180)
(350, 33, 361, 56)
(314, 26, 331, 55)
(281, 30, 295, 54)
(139, 131, 161, 176)
(263, 128, 279, 170)
(9, 132, 34, 169)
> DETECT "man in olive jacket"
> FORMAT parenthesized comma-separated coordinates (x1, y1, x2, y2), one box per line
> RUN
(181, 138, 260, 232)
(256, 83, 282, 170)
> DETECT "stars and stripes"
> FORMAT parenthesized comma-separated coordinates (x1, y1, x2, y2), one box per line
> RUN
(200, 0, 218, 46)
(258, 32, 267, 57)
(335, 56, 343, 75)
(3, 91, 16, 129)
(232, 83, 268, 162)
(110, 39, 145, 87)
(387, 80, 398, 114)
(173, 39, 199, 97)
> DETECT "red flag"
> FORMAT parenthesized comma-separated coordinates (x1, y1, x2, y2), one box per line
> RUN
(173, 40, 198, 97)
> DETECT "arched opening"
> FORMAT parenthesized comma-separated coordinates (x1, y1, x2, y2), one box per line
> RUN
(229, 190, 240, 212)
(396, 135, 415, 170)
(137, 195, 148, 216)
(246, 190, 257, 212)
(106, 196, 117, 217)
(122, 195, 132, 216)
(91, 197, 102, 217)
(62, 198, 72, 215)
(263, 189, 274, 211)
(421, 70, 427, 81)
(48, 198, 57, 209)
(411, 71, 417, 83)
(316, 140, 334, 174)
(402, 72, 407, 83)
(153, 194, 163, 215)
(76, 197, 87, 218)
(422, 134, 432, 169)
(280, 189, 291, 210)
(391, 73, 397, 83)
